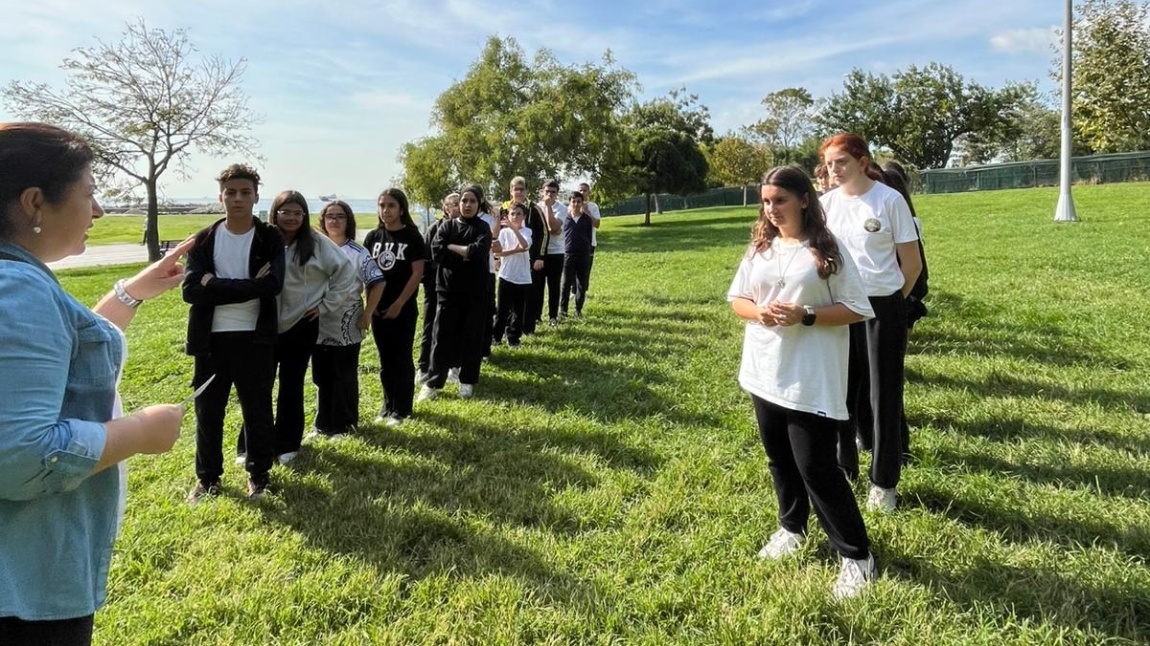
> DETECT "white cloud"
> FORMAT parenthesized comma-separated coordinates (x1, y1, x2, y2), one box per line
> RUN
(990, 27, 1057, 53)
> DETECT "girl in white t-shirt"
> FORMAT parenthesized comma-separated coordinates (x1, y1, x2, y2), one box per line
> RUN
(819, 134, 923, 515)
(728, 165, 877, 600)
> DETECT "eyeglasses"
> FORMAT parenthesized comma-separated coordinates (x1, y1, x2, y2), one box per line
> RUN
(275, 209, 305, 218)
(323, 213, 348, 221)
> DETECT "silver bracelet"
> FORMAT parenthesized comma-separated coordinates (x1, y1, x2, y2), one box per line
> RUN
(113, 279, 143, 308)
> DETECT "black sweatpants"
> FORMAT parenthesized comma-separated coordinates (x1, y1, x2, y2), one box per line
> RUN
(312, 342, 361, 433)
(837, 292, 908, 489)
(754, 395, 870, 560)
(427, 292, 486, 387)
(372, 303, 419, 419)
(560, 252, 591, 315)
(236, 318, 319, 457)
(494, 278, 529, 345)
(482, 272, 496, 357)
(418, 275, 437, 373)
(525, 264, 544, 333)
(194, 332, 276, 483)
(543, 253, 564, 320)
(0, 614, 94, 646)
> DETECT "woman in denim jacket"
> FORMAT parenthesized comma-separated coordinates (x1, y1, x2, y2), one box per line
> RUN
(0, 123, 191, 645)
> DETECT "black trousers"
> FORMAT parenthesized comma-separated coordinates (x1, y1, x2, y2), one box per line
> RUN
(0, 614, 94, 646)
(837, 292, 908, 489)
(194, 332, 276, 483)
(753, 396, 870, 560)
(312, 342, 361, 433)
(236, 318, 319, 456)
(560, 252, 591, 315)
(372, 304, 418, 419)
(482, 272, 496, 357)
(525, 263, 544, 333)
(494, 278, 529, 345)
(428, 292, 486, 388)
(542, 253, 564, 319)
(418, 275, 437, 373)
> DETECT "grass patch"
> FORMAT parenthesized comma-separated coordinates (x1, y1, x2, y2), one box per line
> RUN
(57, 183, 1150, 644)
(89, 214, 379, 245)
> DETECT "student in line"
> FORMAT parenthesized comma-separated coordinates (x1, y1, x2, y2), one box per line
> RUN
(417, 193, 459, 384)
(501, 177, 546, 334)
(537, 179, 566, 326)
(820, 134, 922, 514)
(492, 202, 533, 347)
(314, 199, 386, 438)
(184, 163, 285, 503)
(560, 190, 594, 318)
(421, 184, 492, 400)
(728, 165, 877, 600)
(577, 181, 602, 292)
(364, 188, 426, 427)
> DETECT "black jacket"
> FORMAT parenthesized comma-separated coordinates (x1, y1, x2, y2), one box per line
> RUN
(431, 215, 491, 295)
(182, 217, 285, 355)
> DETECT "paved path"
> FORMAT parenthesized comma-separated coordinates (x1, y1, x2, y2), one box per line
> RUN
(48, 243, 150, 271)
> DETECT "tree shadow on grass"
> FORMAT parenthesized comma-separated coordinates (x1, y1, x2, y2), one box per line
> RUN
(905, 478, 1150, 559)
(255, 410, 660, 607)
(881, 545, 1150, 643)
(924, 411, 1150, 458)
(907, 366, 1147, 416)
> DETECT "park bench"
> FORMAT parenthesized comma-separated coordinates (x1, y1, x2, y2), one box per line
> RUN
(159, 239, 182, 257)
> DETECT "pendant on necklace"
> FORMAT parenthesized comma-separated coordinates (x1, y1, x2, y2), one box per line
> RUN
(776, 278, 786, 288)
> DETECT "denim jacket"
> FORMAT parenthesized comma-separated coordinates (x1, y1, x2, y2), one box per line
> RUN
(0, 241, 124, 620)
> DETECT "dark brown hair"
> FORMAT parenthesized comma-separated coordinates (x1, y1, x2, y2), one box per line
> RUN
(319, 200, 356, 241)
(376, 188, 415, 228)
(0, 122, 93, 239)
(270, 190, 316, 265)
(215, 163, 261, 190)
(751, 165, 842, 279)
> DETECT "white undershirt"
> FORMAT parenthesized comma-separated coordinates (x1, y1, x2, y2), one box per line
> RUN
(211, 225, 259, 332)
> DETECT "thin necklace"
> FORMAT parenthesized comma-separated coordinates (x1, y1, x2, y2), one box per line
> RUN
(775, 239, 804, 288)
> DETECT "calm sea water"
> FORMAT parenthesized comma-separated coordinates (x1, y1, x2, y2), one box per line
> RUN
(171, 197, 435, 230)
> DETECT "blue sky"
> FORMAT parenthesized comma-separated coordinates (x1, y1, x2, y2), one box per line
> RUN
(0, 0, 1064, 200)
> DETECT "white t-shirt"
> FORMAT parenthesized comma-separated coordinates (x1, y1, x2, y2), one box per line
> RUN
(820, 182, 918, 297)
(540, 201, 569, 255)
(497, 227, 533, 285)
(211, 225, 260, 332)
(727, 238, 874, 420)
(586, 201, 602, 247)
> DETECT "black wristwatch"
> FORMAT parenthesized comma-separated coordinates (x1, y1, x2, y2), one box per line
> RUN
(801, 305, 817, 326)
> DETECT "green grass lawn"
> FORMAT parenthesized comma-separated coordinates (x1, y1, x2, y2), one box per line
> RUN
(57, 183, 1150, 645)
(89, 214, 380, 246)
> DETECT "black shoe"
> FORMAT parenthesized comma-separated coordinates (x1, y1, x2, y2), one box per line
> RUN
(247, 476, 270, 500)
(187, 479, 221, 507)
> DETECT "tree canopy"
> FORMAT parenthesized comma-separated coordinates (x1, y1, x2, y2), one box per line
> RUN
(707, 134, 772, 206)
(3, 18, 259, 260)
(750, 88, 819, 165)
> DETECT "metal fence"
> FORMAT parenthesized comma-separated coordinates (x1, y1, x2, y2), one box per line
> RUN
(600, 185, 758, 217)
(919, 151, 1150, 194)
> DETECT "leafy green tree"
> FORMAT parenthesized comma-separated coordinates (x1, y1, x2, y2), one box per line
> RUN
(3, 19, 260, 261)
(707, 134, 772, 205)
(409, 36, 636, 202)
(1054, 0, 1150, 152)
(957, 82, 1070, 164)
(398, 136, 457, 214)
(750, 87, 819, 164)
(604, 90, 712, 225)
(817, 63, 1020, 169)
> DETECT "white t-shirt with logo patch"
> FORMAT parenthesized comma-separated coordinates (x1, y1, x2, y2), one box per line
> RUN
(727, 238, 874, 420)
(820, 182, 917, 297)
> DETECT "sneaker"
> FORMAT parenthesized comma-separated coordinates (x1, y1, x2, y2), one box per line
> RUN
(574, 310, 582, 318)
(832, 553, 877, 600)
(234, 453, 246, 467)
(385, 415, 404, 427)
(417, 384, 439, 402)
(459, 383, 474, 399)
(373, 405, 390, 424)
(247, 477, 270, 500)
(277, 451, 299, 465)
(549, 318, 559, 327)
(757, 527, 806, 560)
(866, 485, 898, 513)
(186, 479, 221, 507)
(447, 368, 460, 385)
(415, 370, 429, 385)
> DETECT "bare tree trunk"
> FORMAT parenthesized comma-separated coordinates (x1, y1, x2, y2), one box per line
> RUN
(145, 178, 161, 262)
(643, 192, 652, 226)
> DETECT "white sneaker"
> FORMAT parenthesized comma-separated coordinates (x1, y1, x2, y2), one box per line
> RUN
(304, 430, 322, 442)
(459, 383, 474, 399)
(866, 485, 898, 513)
(277, 451, 298, 465)
(447, 368, 460, 385)
(417, 384, 439, 402)
(385, 416, 404, 427)
(833, 553, 877, 600)
(415, 371, 429, 384)
(757, 527, 805, 560)
(234, 453, 246, 467)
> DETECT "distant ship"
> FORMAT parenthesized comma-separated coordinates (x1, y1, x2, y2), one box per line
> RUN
(319, 194, 337, 202)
